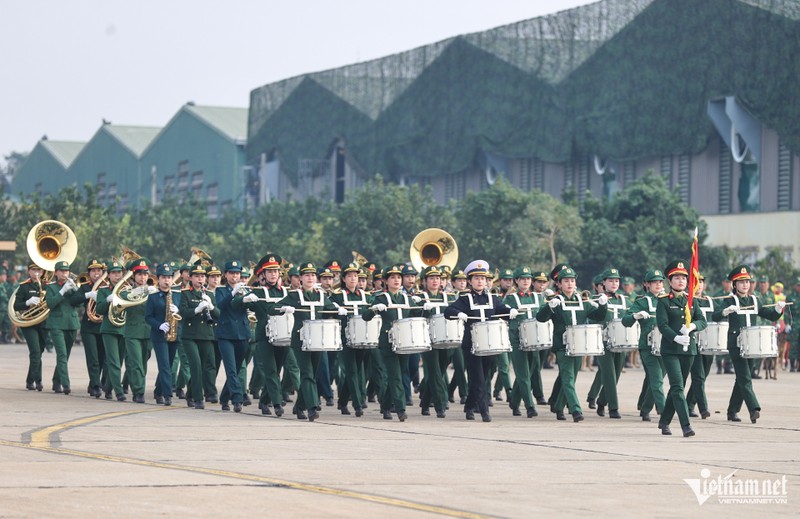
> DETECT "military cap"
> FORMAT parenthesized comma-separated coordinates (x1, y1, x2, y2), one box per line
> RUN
(643, 269, 665, 282)
(53, 260, 71, 271)
(87, 258, 105, 270)
(464, 260, 491, 277)
(499, 268, 514, 280)
(514, 266, 532, 279)
(207, 265, 222, 276)
(323, 260, 342, 272)
(451, 268, 467, 280)
(372, 270, 383, 280)
(592, 274, 604, 286)
(558, 267, 577, 279)
(156, 263, 174, 277)
(365, 262, 379, 274)
(106, 260, 123, 273)
(665, 260, 689, 278)
(287, 265, 300, 277)
(757, 275, 769, 283)
(224, 260, 243, 273)
(168, 260, 180, 270)
(318, 266, 335, 278)
(383, 264, 403, 277)
(127, 258, 150, 273)
(189, 263, 207, 275)
(697, 272, 705, 281)
(299, 262, 317, 274)
(27, 261, 41, 270)
(550, 263, 569, 281)
(180, 263, 191, 273)
(401, 264, 418, 277)
(622, 276, 636, 285)
(532, 270, 548, 281)
(256, 254, 282, 274)
(342, 262, 360, 274)
(727, 265, 752, 282)
(440, 265, 452, 278)
(602, 268, 621, 280)
(421, 265, 444, 278)
(357, 268, 368, 278)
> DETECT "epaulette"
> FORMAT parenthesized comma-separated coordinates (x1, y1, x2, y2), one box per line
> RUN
(181, 287, 192, 291)
(658, 293, 670, 298)
(20, 279, 31, 285)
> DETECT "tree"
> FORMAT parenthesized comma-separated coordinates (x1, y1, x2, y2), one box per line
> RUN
(754, 248, 800, 287)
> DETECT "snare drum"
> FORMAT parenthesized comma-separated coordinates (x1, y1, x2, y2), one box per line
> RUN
(267, 314, 294, 347)
(389, 317, 431, 354)
(698, 321, 729, 355)
(738, 326, 778, 358)
(563, 324, 604, 356)
(345, 314, 381, 349)
(301, 320, 342, 352)
(471, 320, 511, 356)
(605, 319, 640, 352)
(428, 314, 463, 349)
(648, 328, 662, 356)
(519, 319, 553, 351)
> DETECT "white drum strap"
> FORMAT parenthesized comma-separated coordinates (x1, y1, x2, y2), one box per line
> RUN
(298, 289, 325, 320)
(732, 294, 757, 327)
(699, 297, 714, 320)
(343, 290, 368, 313)
(260, 286, 287, 303)
(385, 292, 409, 320)
(422, 292, 447, 315)
(467, 293, 493, 321)
(562, 296, 585, 326)
(646, 295, 657, 314)
(510, 293, 536, 319)
(607, 293, 627, 319)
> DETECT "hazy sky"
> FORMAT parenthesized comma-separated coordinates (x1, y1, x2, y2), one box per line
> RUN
(2, 0, 594, 162)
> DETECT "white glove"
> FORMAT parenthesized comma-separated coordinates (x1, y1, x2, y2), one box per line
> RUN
(147, 285, 158, 295)
(423, 302, 436, 311)
(544, 289, 555, 298)
(169, 304, 179, 314)
(371, 303, 387, 313)
(722, 305, 739, 317)
(411, 295, 422, 304)
(232, 282, 247, 296)
(337, 307, 348, 316)
(85, 290, 98, 301)
(130, 286, 148, 298)
(280, 305, 295, 314)
(201, 293, 211, 304)
(457, 312, 468, 323)
(673, 334, 691, 347)
(110, 294, 123, 307)
(633, 311, 650, 320)
(60, 280, 76, 295)
(159, 322, 170, 334)
(597, 294, 609, 306)
(548, 297, 561, 309)
(26, 296, 41, 307)
(786, 324, 792, 335)
(205, 302, 215, 312)
(775, 301, 786, 313)
(242, 293, 258, 304)
(509, 308, 519, 319)
(679, 323, 697, 335)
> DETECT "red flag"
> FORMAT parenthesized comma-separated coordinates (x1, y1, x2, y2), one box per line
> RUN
(686, 227, 699, 326)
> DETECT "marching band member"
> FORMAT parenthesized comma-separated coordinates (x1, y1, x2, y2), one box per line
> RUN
(712, 265, 784, 424)
(490, 269, 515, 405)
(444, 260, 517, 422)
(215, 261, 254, 412)
(401, 264, 421, 404)
(45, 260, 81, 394)
(536, 266, 607, 422)
(592, 268, 627, 419)
(14, 262, 48, 391)
(317, 265, 338, 407)
(504, 266, 541, 418)
(446, 268, 469, 405)
(529, 270, 551, 407)
(179, 263, 220, 409)
(172, 262, 192, 400)
(418, 265, 454, 418)
(362, 264, 424, 421)
(96, 260, 126, 400)
(116, 258, 155, 403)
(622, 269, 665, 421)
(655, 260, 707, 437)
(74, 259, 107, 398)
(145, 263, 181, 406)
(686, 274, 713, 419)
(271, 262, 340, 421)
(205, 265, 223, 403)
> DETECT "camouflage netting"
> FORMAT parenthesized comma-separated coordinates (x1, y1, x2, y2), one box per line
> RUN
(247, 0, 800, 184)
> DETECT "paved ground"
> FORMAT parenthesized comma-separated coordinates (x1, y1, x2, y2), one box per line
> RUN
(0, 342, 797, 518)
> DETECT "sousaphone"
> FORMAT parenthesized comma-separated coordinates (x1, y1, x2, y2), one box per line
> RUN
(409, 228, 458, 272)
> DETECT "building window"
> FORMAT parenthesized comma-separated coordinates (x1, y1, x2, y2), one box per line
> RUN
(207, 183, 218, 201)
(719, 137, 732, 214)
(777, 141, 793, 210)
(445, 173, 466, 201)
(207, 202, 218, 219)
(97, 172, 107, 205)
(107, 183, 117, 202)
(622, 161, 636, 187)
(164, 175, 175, 196)
(678, 155, 691, 204)
(191, 171, 204, 197)
(178, 171, 189, 192)
(335, 148, 346, 204)
(733, 246, 759, 266)
(519, 159, 532, 191)
(118, 193, 128, 213)
(738, 161, 760, 212)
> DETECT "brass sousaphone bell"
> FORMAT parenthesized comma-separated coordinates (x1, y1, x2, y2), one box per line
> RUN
(409, 228, 458, 272)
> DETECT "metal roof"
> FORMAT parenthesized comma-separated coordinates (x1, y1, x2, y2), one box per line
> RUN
(40, 140, 85, 168)
(184, 105, 248, 142)
(104, 125, 162, 157)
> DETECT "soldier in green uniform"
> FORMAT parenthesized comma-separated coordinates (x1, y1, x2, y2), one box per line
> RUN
(529, 270, 552, 407)
(330, 262, 373, 416)
(172, 262, 192, 400)
(489, 268, 515, 404)
(786, 278, 800, 372)
(590, 268, 628, 419)
(536, 267, 607, 421)
(586, 273, 606, 408)
(686, 274, 715, 419)
(712, 265, 785, 423)
(400, 264, 422, 404)
(446, 268, 469, 405)
(205, 264, 223, 403)
(365, 267, 384, 405)
(115, 258, 155, 403)
(95, 260, 126, 400)
(752, 275, 776, 379)
(271, 262, 340, 421)
(178, 263, 220, 409)
(280, 265, 303, 404)
(45, 260, 82, 394)
(14, 262, 48, 390)
(417, 265, 455, 418)
(75, 259, 107, 397)
(655, 260, 707, 437)
(623, 269, 665, 421)
(504, 266, 544, 418)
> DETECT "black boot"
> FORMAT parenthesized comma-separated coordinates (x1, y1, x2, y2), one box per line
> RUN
(526, 407, 538, 418)
(727, 412, 741, 422)
(658, 422, 672, 435)
(572, 411, 584, 422)
(750, 410, 760, 423)
(274, 404, 284, 417)
(465, 410, 475, 420)
(587, 397, 596, 409)
(596, 403, 605, 417)
(681, 424, 695, 437)
(609, 409, 621, 419)
(555, 410, 566, 421)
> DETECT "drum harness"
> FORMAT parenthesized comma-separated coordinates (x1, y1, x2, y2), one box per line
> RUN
(297, 288, 327, 319)
(258, 285, 288, 334)
(731, 295, 758, 328)
(507, 292, 541, 320)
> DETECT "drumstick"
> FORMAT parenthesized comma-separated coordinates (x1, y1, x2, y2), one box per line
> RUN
(287, 308, 353, 314)
(465, 314, 511, 320)
(738, 302, 792, 310)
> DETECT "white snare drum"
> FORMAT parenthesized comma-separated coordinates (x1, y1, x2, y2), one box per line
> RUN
(301, 320, 342, 352)
(345, 314, 381, 349)
(390, 317, 431, 354)
(563, 324, 604, 356)
(519, 319, 553, 351)
(267, 314, 294, 347)
(648, 328, 662, 356)
(698, 321, 729, 355)
(428, 314, 463, 349)
(471, 320, 511, 356)
(605, 319, 640, 352)
(738, 326, 778, 358)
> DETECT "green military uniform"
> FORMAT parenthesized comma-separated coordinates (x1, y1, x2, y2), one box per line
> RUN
(536, 267, 607, 421)
(417, 265, 454, 418)
(686, 274, 715, 418)
(655, 260, 707, 437)
(75, 259, 107, 397)
(623, 269, 666, 421)
(504, 266, 545, 417)
(96, 261, 127, 400)
(446, 268, 469, 404)
(590, 268, 628, 418)
(712, 266, 783, 423)
(179, 264, 220, 408)
(785, 279, 800, 372)
(586, 273, 607, 406)
(488, 268, 515, 403)
(171, 262, 192, 398)
(119, 258, 154, 403)
(13, 265, 48, 390)
(44, 261, 82, 393)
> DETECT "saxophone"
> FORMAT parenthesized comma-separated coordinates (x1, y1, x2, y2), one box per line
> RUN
(165, 289, 182, 342)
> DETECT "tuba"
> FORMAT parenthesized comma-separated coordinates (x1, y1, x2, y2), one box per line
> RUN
(409, 228, 458, 272)
(7, 220, 78, 328)
(85, 269, 109, 324)
(108, 247, 147, 327)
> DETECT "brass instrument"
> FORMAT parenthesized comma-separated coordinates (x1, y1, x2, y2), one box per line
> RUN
(246, 261, 259, 286)
(410, 228, 458, 272)
(86, 271, 109, 324)
(165, 289, 182, 342)
(108, 247, 149, 327)
(7, 220, 78, 328)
